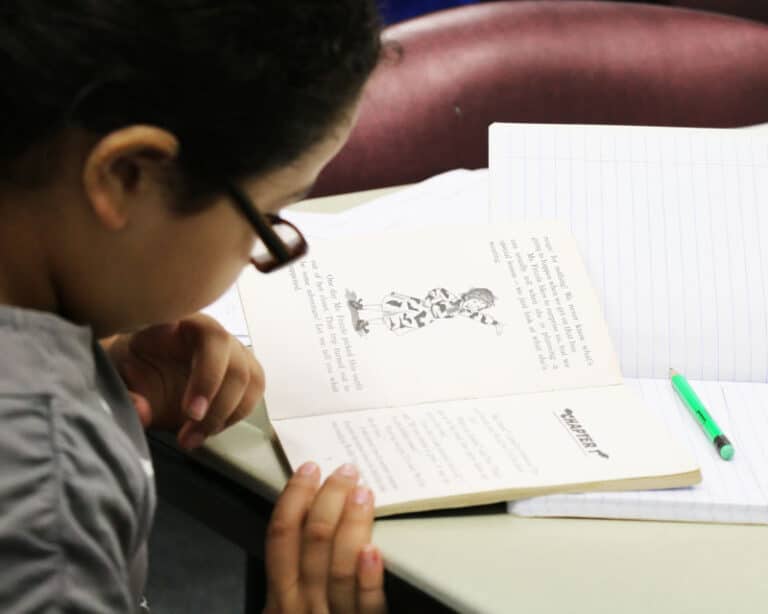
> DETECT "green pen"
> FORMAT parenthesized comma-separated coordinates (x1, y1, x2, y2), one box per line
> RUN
(669, 368, 734, 461)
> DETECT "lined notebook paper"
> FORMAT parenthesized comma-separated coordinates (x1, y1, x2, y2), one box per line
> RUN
(489, 124, 768, 383)
(491, 123, 768, 523)
(509, 379, 768, 524)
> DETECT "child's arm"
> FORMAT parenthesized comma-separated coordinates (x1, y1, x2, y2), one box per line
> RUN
(264, 462, 386, 614)
(103, 313, 264, 450)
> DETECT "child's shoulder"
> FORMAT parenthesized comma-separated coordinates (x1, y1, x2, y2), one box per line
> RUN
(0, 305, 153, 610)
(0, 306, 95, 393)
(0, 305, 152, 509)
(0, 306, 150, 489)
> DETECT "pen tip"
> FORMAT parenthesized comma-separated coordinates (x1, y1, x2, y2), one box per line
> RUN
(669, 368, 678, 377)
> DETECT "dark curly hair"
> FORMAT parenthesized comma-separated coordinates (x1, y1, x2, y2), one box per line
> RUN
(0, 1, 381, 203)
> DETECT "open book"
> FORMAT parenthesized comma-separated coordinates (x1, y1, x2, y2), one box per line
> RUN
(239, 219, 699, 516)
(489, 123, 768, 523)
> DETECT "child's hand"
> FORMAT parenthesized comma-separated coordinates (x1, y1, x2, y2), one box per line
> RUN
(105, 313, 264, 449)
(265, 462, 387, 614)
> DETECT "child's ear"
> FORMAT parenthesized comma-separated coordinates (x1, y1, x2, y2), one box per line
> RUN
(82, 126, 180, 230)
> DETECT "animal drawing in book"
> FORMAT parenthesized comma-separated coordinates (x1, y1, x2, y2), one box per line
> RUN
(346, 287, 504, 336)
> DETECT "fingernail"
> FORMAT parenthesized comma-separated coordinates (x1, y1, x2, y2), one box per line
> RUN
(187, 396, 208, 421)
(335, 463, 358, 479)
(361, 544, 380, 567)
(353, 486, 371, 506)
(297, 461, 319, 476)
(184, 431, 205, 450)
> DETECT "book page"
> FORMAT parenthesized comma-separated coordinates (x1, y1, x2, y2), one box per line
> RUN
(490, 123, 768, 382)
(210, 171, 487, 345)
(509, 379, 768, 524)
(240, 222, 622, 419)
(272, 383, 699, 514)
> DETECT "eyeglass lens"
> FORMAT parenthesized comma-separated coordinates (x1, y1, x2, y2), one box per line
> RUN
(251, 219, 306, 271)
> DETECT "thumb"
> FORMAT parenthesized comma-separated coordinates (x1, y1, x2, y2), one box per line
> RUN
(127, 391, 153, 428)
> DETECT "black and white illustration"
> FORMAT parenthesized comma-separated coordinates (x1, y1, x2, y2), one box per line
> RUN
(346, 287, 504, 336)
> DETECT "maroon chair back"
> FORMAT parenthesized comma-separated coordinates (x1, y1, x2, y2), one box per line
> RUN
(312, 1, 768, 196)
(669, 1, 768, 24)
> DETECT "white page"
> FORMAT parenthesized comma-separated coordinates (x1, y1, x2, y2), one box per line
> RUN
(509, 379, 768, 524)
(240, 222, 622, 419)
(274, 382, 698, 514)
(284, 169, 488, 239)
(326, 169, 488, 234)
(745, 122, 768, 134)
(280, 209, 352, 239)
(489, 123, 768, 383)
(207, 170, 483, 343)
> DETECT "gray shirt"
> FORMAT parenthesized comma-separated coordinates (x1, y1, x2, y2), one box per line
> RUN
(0, 306, 156, 613)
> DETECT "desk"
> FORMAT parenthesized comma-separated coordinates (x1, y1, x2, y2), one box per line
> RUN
(151, 186, 768, 614)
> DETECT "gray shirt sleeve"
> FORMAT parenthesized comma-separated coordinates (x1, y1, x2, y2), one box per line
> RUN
(0, 392, 150, 613)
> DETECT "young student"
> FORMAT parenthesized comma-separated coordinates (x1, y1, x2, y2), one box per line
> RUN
(0, 2, 387, 612)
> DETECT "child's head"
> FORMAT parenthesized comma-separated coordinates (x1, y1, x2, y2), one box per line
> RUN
(461, 288, 495, 312)
(0, 1, 381, 334)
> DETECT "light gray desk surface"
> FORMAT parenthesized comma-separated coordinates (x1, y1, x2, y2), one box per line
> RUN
(198, 186, 768, 614)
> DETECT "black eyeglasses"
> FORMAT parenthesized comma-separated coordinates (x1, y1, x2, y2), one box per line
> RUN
(226, 184, 308, 273)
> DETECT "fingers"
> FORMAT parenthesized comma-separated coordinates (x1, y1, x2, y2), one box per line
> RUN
(301, 464, 361, 608)
(178, 316, 232, 420)
(223, 346, 264, 428)
(178, 317, 264, 448)
(327, 483, 376, 613)
(178, 342, 247, 448)
(265, 462, 322, 609)
(357, 545, 387, 614)
(109, 314, 263, 440)
(127, 391, 153, 429)
(264, 463, 386, 614)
